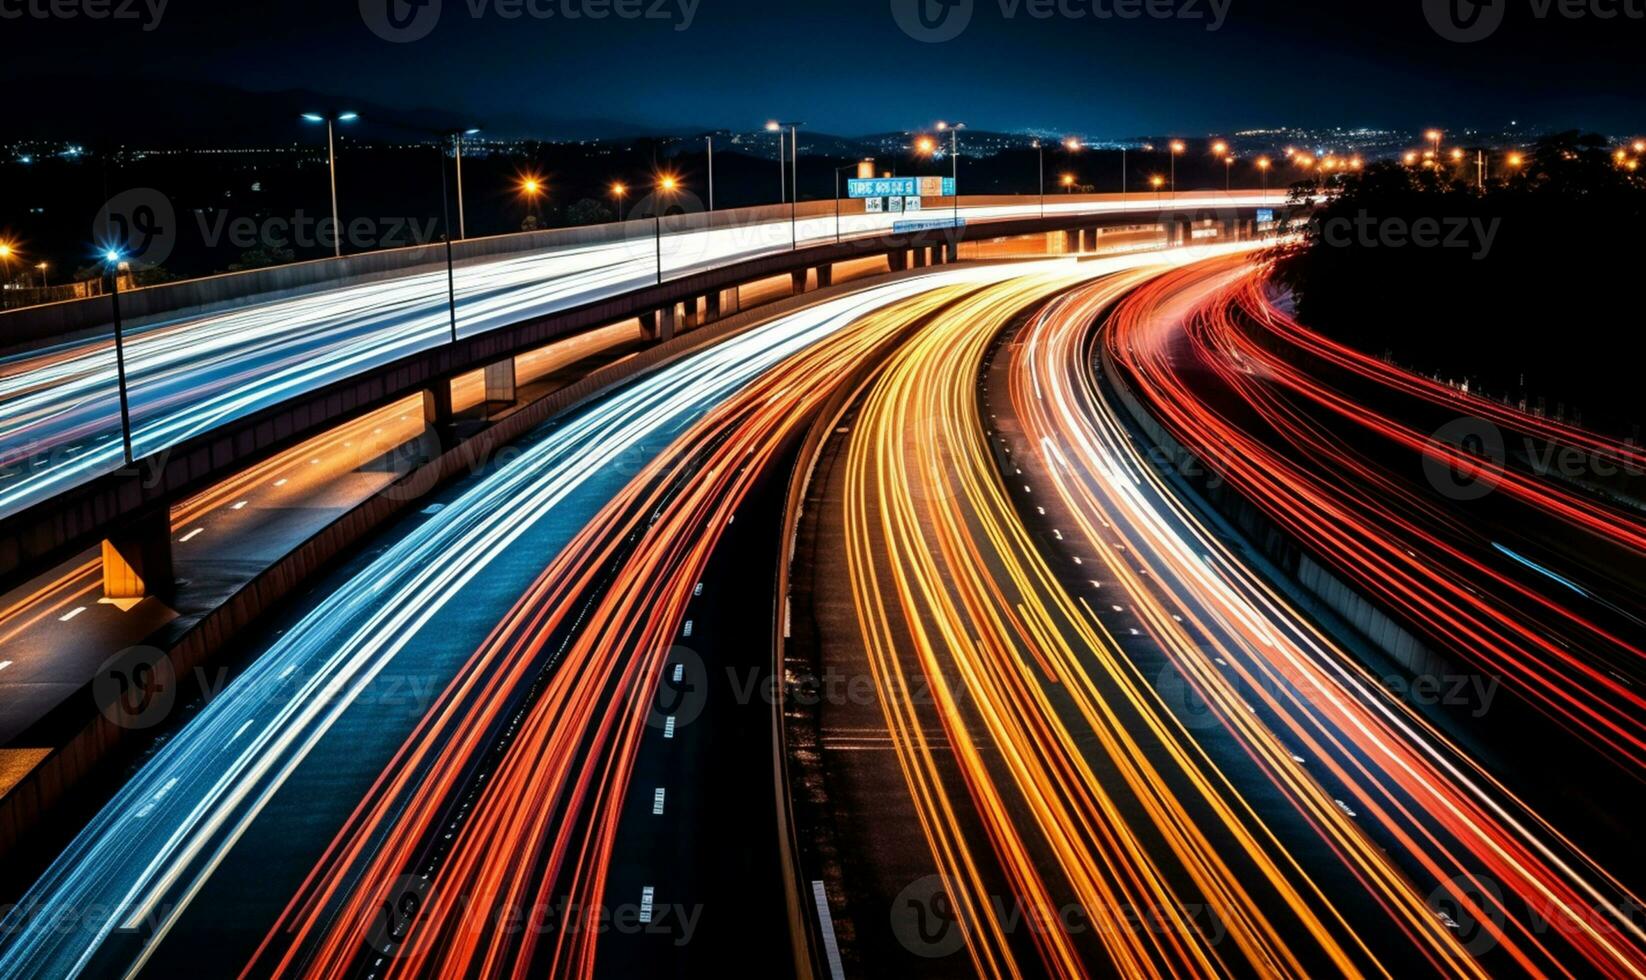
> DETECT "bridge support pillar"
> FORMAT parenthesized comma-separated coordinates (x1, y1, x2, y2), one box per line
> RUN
(944, 240, 959, 263)
(484, 358, 517, 405)
(703, 290, 722, 324)
(791, 269, 809, 295)
(888, 249, 907, 272)
(102, 509, 175, 603)
(640, 306, 678, 342)
(912, 247, 927, 269)
(816, 265, 834, 288)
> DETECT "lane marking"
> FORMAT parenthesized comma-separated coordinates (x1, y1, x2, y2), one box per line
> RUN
(638, 886, 656, 924)
(273, 479, 288, 487)
(652, 788, 667, 815)
(231, 501, 249, 511)
(812, 881, 848, 980)
(682, 620, 694, 638)
(60, 607, 87, 622)
(672, 664, 684, 684)
(179, 528, 205, 543)
(663, 716, 677, 739)
(0, 661, 13, 672)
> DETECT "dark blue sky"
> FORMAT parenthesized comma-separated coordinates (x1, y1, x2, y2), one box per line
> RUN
(5, 0, 1642, 136)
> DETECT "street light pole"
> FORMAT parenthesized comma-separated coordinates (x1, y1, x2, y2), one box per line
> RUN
(302, 111, 358, 258)
(1034, 141, 1044, 219)
(707, 136, 715, 211)
(104, 251, 135, 466)
(938, 121, 965, 229)
(452, 128, 480, 240)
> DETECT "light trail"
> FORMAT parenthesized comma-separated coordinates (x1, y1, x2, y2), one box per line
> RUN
(0, 193, 1281, 521)
(1105, 257, 1646, 773)
(1010, 272, 1646, 977)
(240, 281, 1000, 980)
(0, 262, 1063, 980)
(837, 247, 1443, 978)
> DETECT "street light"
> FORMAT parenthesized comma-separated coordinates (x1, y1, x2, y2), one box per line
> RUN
(447, 127, 481, 240)
(518, 174, 546, 229)
(937, 121, 965, 228)
(767, 120, 803, 247)
(1256, 156, 1271, 193)
(1169, 140, 1185, 200)
(653, 174, 679, 285)
(1061, 173, 1077, 193)
(301, 111, 358, 258)
(100, 247, 136, 465)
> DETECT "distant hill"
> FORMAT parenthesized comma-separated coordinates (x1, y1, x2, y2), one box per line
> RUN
(4, 76, 667, 146)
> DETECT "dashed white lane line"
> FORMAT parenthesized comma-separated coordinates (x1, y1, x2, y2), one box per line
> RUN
(682, 620, 694, 638)
(812, 881, 848, 980)
(0, 661, 13, 672)
(638, 887, 656, 924)
(273, 479, 288, 487)
(663, 716, 677, 739)
(672, 664, 684, 684)
(59, 607, 87, 622)
(652, 788, 667, 816)
(179, 528, 205, 543)
(230, 501, 249, 510)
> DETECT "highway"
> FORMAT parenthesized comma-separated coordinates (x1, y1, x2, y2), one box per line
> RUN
(790, 251, 1646, 978)
(0, 193, 1281, 523)
(0, 321, 641, 749)
(0, 260, 1079, 979)
(1105, 257, 1646, 776)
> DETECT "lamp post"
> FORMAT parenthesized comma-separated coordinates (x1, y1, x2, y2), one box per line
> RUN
(1169, 140, 1185, 202)
(654, 174, 678, 285)
(937, 121, 965, 229)
(1256, 157, 1271, 194)
(301, 111, 358, 258)
(103, 249, 136, 465)
(448, 127, 481, 240)
(706, 135, 715, 211)
(767, 120, 803, 248)
(518, 175, 545, 229)
(1033, 140, 1044, 219)
(37, 262, 50, 289)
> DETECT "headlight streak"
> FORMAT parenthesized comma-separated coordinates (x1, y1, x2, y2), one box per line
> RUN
(240, 273, 1074, 979)
(0, 262, 1051, 980)
(1092, 258, 1646, 976)
(0, 193, 1280, 522)
(839, 250, 1429, 979)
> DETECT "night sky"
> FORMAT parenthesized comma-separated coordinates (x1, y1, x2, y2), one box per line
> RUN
(3, 0, 1642, 136)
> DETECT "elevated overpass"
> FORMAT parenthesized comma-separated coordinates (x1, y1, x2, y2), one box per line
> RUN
(0, 189, 1291, 596)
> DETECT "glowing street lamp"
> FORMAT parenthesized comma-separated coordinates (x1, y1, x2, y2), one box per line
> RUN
(98, 247, 136, 464)
(1403, 151, 1419, 166)
(1061, 173, 1076, 193)
(36, 262, 49, 288)
(1634, 140, 1645, 155)
(1256, 156, 1271, 193)
(301, 111, 358, 258)
(1169, 140, 1185, 199)
(652, 174, 680, 285)
(1506, 152, 1524, 169)
(1426, 129, 1443, 160)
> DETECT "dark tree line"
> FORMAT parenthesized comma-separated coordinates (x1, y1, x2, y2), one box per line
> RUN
(1275, 132, 1646, 435)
